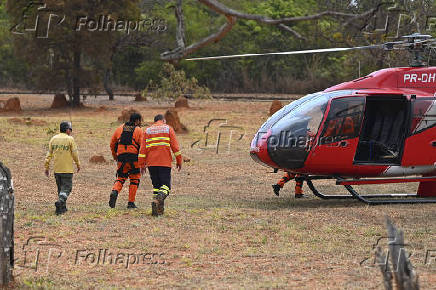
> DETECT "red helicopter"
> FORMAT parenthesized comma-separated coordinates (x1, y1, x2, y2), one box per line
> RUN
(188, 33, 436, 204)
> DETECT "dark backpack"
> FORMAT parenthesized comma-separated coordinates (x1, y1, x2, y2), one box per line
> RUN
(119, 125, 136, 148)
(115, 124, 140, 162)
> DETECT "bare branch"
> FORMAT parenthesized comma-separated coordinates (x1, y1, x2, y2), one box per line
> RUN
(161, 0, 386, 61)
(198, 0, 383, 24)
(161, 15, 236, 61)
(175, 0, 186, 49)
(277, 24, 306, 40)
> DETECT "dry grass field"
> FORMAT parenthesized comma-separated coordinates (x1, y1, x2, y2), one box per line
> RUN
(0, 94, 435, 289)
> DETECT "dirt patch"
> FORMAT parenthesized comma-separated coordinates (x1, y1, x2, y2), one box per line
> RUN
(134, 93, 147, 102)
(95, 106, 108, 112)
(7, 118, 24, 125)
(269, 100, 283, 116)
(29, 118, 48, 126)
(89, 155, 106, 164)
(165, 109, 188, 133)
(175, 96, 189, 108)
(2, 97, 21, 112)
(51, 93, 68, 109)
(7, 117, 47, 126)
(118, 108, 140, 122)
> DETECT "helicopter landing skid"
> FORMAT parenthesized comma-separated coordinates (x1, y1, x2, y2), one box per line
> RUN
(305, 177, 436, 205)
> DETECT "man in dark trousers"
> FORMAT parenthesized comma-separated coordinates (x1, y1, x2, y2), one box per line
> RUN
(139, 114, 182, 216)
(109, 113, 144, 209)
(45, 121, 81, 215)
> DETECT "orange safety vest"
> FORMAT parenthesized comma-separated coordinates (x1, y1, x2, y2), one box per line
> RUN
(139, 121, 182, 168)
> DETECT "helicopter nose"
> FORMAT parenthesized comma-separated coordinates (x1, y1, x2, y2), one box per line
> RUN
(250, 129, 279, 168)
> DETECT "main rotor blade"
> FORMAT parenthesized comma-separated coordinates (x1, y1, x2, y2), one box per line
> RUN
(186, 45, 381, 61)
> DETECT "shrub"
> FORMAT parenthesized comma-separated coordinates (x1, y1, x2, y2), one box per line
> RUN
(144, 63, 210, 100)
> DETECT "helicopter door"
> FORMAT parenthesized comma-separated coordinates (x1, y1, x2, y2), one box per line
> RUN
(401, 97, 436, 166)
(354, 95, 409, 165)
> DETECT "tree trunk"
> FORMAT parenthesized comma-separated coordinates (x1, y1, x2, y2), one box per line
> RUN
(0, 162, 14, 286)
(104, 69, 114, 101)
(72, 50, 81, 107)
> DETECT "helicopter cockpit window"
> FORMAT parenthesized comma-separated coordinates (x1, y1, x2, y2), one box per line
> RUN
(259, 92, 322, 132)
(266, 91, 354, 169)
(270, 94, 331, 146)
(267, 93, 331, 169)
(320, 97, 365, 144)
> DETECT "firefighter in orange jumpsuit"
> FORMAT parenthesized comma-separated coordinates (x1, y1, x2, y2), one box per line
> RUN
(139, 114, 182, 216)
(272, 172, 306, 198)
(324, 116, 355, 137)
(109, 113, 144, 209)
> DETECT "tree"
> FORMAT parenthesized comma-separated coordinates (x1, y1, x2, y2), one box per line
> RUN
(160, 0, 385, 61)
(0, 1, 27, 86)
(6, 0, 140, 106)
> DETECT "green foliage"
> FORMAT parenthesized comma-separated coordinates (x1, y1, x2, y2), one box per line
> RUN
(144, 63, 210, 100)
(1, 0, 427, 94)
(0, 1, 28, 86)
(5, 0, 140, 102)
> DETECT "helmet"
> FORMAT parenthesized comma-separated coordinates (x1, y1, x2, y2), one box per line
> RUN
(60, 121, 72, 133)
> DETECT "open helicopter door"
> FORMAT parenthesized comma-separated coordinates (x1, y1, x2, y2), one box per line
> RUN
(354, 95, 409, 165)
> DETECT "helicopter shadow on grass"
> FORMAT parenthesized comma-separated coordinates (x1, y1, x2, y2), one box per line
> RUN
(238, 194, 364, 210)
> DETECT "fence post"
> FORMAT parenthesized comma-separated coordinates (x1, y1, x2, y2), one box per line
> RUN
(0, 162, 14, 286)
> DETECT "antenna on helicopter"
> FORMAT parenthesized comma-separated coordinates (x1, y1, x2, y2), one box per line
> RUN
(186, 33, 436, 68)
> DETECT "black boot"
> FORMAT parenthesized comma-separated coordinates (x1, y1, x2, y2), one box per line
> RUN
(151, 200, 159, 216)
(109, 190, 118, 208)
(272, 184, 281, 196)
(55, 200, 66, 215)
(153, 191, 168, 216)
(127, 202, 137, 209)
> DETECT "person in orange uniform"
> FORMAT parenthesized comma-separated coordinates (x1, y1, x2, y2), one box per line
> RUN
(139, 114, 182, 216)
(109, 113, 144, 209)
(324, 117, 355, 137)
(272, 172, 306, 198)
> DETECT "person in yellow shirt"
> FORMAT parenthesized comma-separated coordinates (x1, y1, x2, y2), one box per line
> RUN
(45, 121, 81, 215)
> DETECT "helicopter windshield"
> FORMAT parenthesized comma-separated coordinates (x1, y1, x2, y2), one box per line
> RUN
(258, 92, 323, 132)
(265, 91, 353, 169)
(270, 94, 330, 142)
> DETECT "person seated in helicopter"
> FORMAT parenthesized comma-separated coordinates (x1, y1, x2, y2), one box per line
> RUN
(272, 171, 307, 198)
(324, 116, 355, 139)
